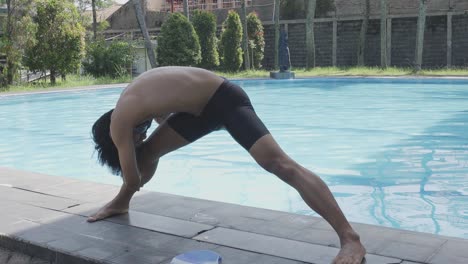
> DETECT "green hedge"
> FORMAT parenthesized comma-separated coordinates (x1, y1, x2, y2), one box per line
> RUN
(83, 40, 134, 78)
(219, 10, 243, 72)
(191, 10, 220, 69)
(247, 12, 265, 69)
(157, 13, 201, 66)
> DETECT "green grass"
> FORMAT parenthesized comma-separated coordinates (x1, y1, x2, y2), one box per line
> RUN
(1, 67, 467, 93)
(218, 67, 468, 78)
(1, 74, 132, 93)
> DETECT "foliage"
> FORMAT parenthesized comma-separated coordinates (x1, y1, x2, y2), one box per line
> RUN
(280, 0, 335, 19)
(247, 12, 265, 69)
(156, 13, 201, 66)
(24, 0, 86, 84)
(219, 10, 243, 72)
(191, 10, 220, 69)
(75, 0, 113, 40)
(83, 40, 134, 78)
(0, 0, 37, 86)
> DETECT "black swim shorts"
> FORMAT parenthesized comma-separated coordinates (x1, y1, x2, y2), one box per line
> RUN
(166, 79, 270, 151)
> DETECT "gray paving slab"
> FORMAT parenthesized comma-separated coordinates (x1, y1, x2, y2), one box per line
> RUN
(38, 184, 120, 203)
(0, 185, 79, 210)
(2, 167, 468, 264)
(62, 202, 102, 216)
(0, 220, 41, 236)
(427, 240, 468, 264)
(108, 247, 172, 264)
(4, 201, 70, 224)
(107, 210, 214, 238)
(194, 227, 400, 264)
(130, 192, 220, 218)
(159, 246, 310, 264)
(95, 224, 182, 249)
(374, 231, 448, 263)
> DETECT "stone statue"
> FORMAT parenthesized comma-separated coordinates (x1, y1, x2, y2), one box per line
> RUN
(279, 29, 291, 72)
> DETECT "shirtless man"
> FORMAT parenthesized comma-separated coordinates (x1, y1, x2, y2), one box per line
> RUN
(89, 66, 366, 264)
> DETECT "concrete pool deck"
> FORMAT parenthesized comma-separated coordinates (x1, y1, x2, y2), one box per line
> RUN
(1, 167, 467, 264)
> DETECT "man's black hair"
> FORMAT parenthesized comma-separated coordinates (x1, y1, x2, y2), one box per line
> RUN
(91, 109, 122, 175)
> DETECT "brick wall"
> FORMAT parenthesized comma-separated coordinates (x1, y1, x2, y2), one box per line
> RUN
(260, 13, 467, 69)
(335, 0, 468, 17)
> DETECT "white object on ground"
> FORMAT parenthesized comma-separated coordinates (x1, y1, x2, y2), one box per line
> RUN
(170, 250, 222, 264)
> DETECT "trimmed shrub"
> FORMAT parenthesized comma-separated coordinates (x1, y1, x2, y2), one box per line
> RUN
(157, 13, 201, 66)
(191, 10, 219, 69)
(247, 12, 265, 69)
(83, 40, 134, 77)
(219, 10, 243, 72)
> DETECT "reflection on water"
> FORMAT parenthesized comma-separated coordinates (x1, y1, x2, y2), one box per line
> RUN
(0, 78, 467, 239)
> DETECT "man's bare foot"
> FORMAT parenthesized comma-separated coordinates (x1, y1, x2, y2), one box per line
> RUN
(332, 233, 366, 264)
(87, 203, 129, 223)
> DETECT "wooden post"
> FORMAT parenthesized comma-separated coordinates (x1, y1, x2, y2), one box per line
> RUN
(387, 18, 392, 66)
(380, 0, 388, 68)
(357, 0, 370, 66)
(183, 0, 189, 20)
(241, 0, 250, 70)
(332, 18, 337, 67)
(274, 0, 280, 69)
(447, 12, 453, 68)
(132, 0, 157, 68)
(415, 0, 427, 72)
(306, 0, 317, 69)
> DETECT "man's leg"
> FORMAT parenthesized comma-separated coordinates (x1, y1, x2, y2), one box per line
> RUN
(248, 134, 366, 264)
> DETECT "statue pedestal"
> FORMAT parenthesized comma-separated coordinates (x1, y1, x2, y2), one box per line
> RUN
(270, 71, 296, 79)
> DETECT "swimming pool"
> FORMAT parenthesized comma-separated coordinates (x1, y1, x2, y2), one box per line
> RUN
(1, 78, 467, 239)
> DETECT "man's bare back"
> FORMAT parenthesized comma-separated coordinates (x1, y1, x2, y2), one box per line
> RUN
(114, 66, 224, 127)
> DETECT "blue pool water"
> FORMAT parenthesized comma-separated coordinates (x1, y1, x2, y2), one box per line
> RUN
(1, 78, 467, 239)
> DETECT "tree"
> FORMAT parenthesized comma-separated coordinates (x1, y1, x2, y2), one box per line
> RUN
(220, 10, 243, 72)
(157, 13, 201, 66)
(306, 0, 317, 69)
(24, 0, 85, 84)
(75, 0, 113, 40)
(92, 0, 97, 40)
(191, 10, 220, 69)
(357, 0, 370, 66)
(247, 12, 265, 69)
(1, 0, 36, 86)
(380, 0, 388, 68)
(415, 0, 428, 72)
(132, 0, 157, 68)
(241, 0, 250, 70)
